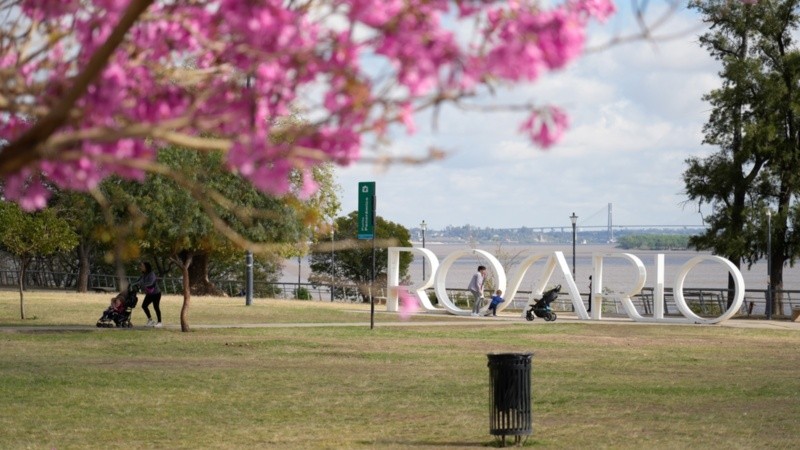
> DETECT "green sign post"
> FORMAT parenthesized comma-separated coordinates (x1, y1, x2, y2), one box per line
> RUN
(357, 181, 375, 240)
(357, 181, 376, 330)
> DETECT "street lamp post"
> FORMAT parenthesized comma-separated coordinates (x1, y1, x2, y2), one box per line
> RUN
(570, 212, 578, 279)
(767, 209, 772, 320)
(420, 220, 427, 279)
(297, 255, 302, 298)
(245, 250, 253, 306)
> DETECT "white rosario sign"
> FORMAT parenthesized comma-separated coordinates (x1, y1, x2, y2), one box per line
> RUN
(386, 248, 744, 324)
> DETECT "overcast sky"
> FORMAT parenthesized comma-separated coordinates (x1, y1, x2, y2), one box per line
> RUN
(333, 3, 720, 231)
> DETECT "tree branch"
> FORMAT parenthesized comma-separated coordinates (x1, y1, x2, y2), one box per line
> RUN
(0, 0, 154, 176)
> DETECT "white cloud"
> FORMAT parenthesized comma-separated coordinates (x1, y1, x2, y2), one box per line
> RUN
(335, 8, 720, 230)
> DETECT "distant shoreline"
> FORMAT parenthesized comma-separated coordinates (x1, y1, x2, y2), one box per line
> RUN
(282, 242, 800, 291)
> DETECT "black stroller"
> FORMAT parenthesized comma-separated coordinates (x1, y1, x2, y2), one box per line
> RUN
(96, 285, 139, 328)
(525, 284, 561, 322)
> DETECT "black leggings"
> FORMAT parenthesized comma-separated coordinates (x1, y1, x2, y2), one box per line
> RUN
(142, 293, 162, 322)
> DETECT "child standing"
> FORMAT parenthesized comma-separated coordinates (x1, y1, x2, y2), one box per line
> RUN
(488, 289, 504, 316)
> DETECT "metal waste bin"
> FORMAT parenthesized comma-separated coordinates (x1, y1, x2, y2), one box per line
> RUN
(487, 352, 532, 446)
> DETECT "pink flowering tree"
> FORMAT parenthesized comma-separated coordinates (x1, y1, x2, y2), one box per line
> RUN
(1, 0, 621, 330)
(1, 0, 616, 211)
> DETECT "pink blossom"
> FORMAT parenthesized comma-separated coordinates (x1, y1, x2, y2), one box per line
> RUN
(399, 102, 416, 134)
(349, 0, 405, 27)
(569, 0, 616, 22)
(0, 52, 17, 69)
(3, 171, 50, 211)
(228, 134, 293, 196)
(1, 0, 617, 209)
(0, 116, 29, 142)
(398, 287, 419, 320)
(519, 106, 570, 148)
(20, 0, 78, 20)
(536, 11, 586, 70)
(18, 179, 50, 211)
(296, 169, 319, 200)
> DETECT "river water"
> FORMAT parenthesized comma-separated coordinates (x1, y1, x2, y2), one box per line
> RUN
(282, 242, 799, 293)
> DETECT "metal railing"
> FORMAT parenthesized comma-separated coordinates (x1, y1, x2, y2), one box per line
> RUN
(0, 270, 367, 302)
(1, 269, 798, 317)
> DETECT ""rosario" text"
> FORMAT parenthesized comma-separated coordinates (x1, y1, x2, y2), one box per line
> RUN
(385, 248, 744, 324)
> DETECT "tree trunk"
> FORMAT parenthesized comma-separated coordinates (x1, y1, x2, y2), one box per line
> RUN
(179, 251, 193, 332)
(187, 252, 224, 296)
(771, 231, 785, 317)
(17, 256, 32, 319)
(773, 172, 793, 316)
(18, 261, 26, 320)
(772, 268, 784, 317)
(726, 258, 741, 309)
(76, 242, 90, 292)
(113, 231, 129, 290)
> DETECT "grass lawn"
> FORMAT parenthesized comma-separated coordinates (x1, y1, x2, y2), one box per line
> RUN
(1, 290, 799, 449)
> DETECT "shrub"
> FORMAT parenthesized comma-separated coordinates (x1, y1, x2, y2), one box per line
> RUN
(294, 286, 312, 300)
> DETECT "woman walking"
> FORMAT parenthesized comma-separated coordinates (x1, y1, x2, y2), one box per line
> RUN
(137, 261, 162, 328)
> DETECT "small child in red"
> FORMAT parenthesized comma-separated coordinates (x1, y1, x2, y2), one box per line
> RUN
(101, 293, 126, 319)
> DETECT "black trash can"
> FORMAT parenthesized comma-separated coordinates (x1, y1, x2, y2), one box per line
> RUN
(487, 352, 533, 446)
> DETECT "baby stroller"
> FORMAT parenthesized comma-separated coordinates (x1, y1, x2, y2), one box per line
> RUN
(525, 284, 561, 322)
(96, 285, 139, 328)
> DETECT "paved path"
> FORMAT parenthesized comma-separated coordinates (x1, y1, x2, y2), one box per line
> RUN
(2, 312, 799, 332)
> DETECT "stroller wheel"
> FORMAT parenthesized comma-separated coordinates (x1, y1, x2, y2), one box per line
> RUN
(545, 312, 554, 321)
(551, 312, 557, 321)
(525, 311, 534, 321)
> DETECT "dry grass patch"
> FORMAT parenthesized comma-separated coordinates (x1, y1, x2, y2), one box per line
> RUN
(1, 291, 800, 448)
(0, 290, 465, 328)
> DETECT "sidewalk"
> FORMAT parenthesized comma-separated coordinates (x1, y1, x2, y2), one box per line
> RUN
(2, 312, 799, 332)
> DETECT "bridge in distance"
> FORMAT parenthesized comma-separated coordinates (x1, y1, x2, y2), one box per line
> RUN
(518, 203, 706, 235)
(515, 224, 706, 233)
(487, 224, 707, 244)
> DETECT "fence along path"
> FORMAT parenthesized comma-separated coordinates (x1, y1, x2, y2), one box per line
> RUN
(0, 269, 362, 301)
(2, 269, 798, 317)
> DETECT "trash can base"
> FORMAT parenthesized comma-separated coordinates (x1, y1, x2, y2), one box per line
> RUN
(494, 434, 527, 448)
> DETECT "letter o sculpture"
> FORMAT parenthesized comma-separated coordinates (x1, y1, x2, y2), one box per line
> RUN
(673, 255, 745, 324)
(434, 249, 506, 316)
